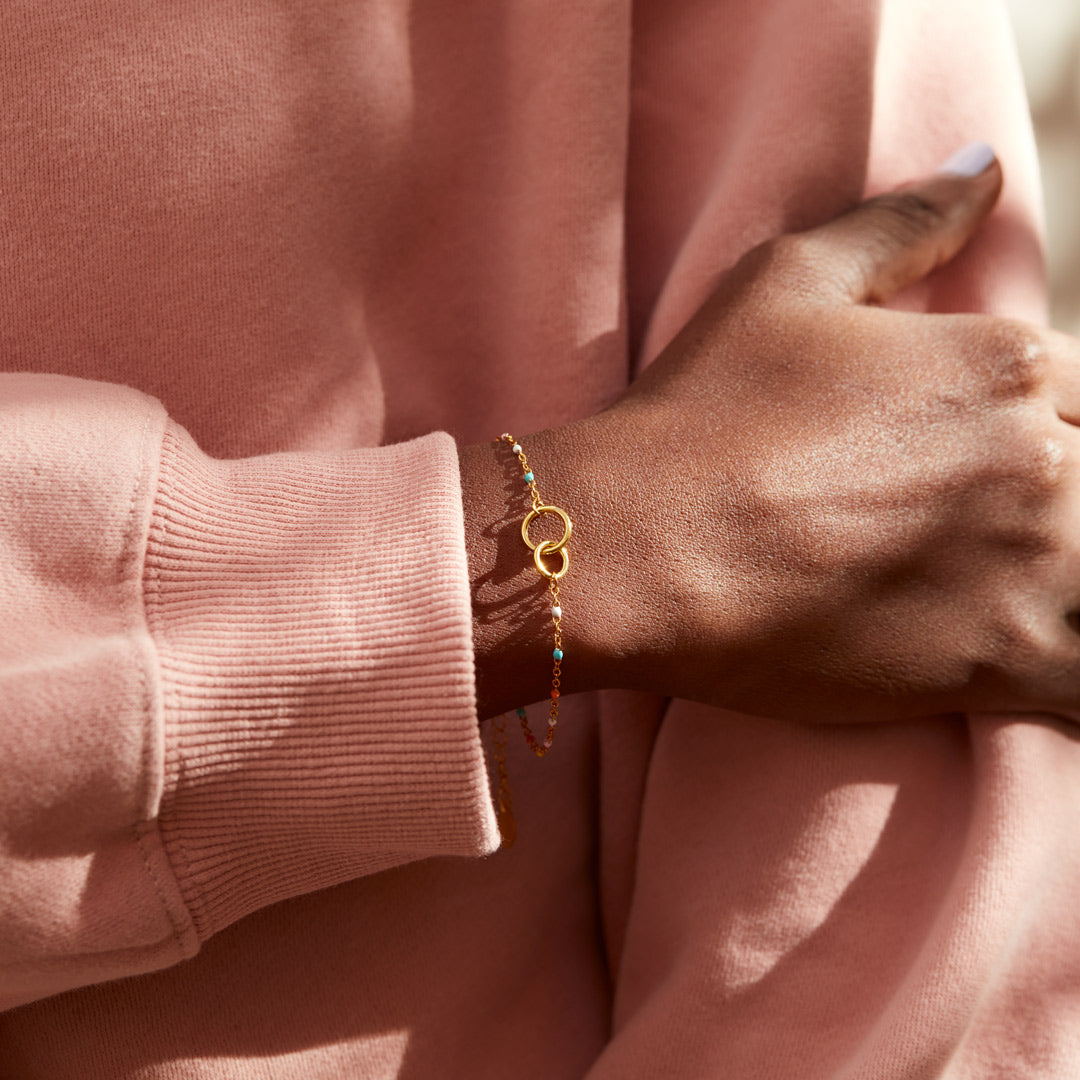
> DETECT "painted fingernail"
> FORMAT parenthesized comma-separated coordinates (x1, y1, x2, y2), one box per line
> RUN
(937, 141, 997, 177)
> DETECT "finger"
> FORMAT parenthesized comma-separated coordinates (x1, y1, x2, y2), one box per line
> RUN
(792, 141, 1003, 306)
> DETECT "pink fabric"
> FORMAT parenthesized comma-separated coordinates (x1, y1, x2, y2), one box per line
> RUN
(0, 0, 1067, 1076)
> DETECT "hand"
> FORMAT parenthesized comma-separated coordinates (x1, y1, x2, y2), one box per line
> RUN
(597, 149, 1080, 721)
(462, 149, 1080, 723)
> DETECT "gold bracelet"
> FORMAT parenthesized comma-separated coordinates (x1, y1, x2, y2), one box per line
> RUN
(498, 432, 570, 757)
(489, 433, 572, 847)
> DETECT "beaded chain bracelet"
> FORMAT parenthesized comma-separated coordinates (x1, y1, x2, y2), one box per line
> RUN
(498, 432, 570, 753)
(489, 433, 572, 846)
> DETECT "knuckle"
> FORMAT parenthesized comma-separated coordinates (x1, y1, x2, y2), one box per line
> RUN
(732, 233, 822, 299)
(988, 623, 1074, 710)
(766, 232, 814, 266)
(1024, 434, 1068, 496)
(986, 428, 1067, 529)
(983, 598, 1049, 676)
(752, 233, 811, 277)
(732, 236, 786, 282)
(980, 319, 1049, 397)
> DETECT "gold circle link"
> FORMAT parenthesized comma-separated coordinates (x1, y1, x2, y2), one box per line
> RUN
(522, 504, 572, 554)
(534, 539, 569, 580)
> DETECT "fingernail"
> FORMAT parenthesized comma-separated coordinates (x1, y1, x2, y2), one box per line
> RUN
(937, 141, 997, 177)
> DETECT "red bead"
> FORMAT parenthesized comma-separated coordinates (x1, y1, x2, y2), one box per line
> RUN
(550, 689, 560, 699)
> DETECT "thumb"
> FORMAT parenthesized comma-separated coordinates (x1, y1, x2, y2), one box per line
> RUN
(798, 142, 1003, 305)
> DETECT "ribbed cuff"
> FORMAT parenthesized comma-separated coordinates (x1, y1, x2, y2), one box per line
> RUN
(145, 422, 499, 940)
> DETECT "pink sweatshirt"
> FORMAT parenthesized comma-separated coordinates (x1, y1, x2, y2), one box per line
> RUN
(0, 0, 1066, 1076)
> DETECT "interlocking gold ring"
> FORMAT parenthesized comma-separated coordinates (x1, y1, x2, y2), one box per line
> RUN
(534, 539, 570, 580)
(522, 504, 572, 554)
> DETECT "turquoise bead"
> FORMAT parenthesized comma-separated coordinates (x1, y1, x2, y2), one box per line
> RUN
(516, 707, 528, 719)
(553, 648, 563, 661)
(524, 472, 534, 482)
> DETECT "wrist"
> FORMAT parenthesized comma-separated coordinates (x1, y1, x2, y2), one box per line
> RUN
(458, 415, 629, 718)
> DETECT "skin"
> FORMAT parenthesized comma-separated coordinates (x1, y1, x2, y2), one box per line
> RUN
(460, 156, 1080, 724)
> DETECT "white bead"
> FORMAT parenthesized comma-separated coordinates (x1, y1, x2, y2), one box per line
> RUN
(500, 433, 511, 440)
(512, 443, 523, 455)
(551, 606, 562, 620)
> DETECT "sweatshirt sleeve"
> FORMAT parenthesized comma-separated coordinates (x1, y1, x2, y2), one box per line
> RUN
(0, 373, 499, 1011)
